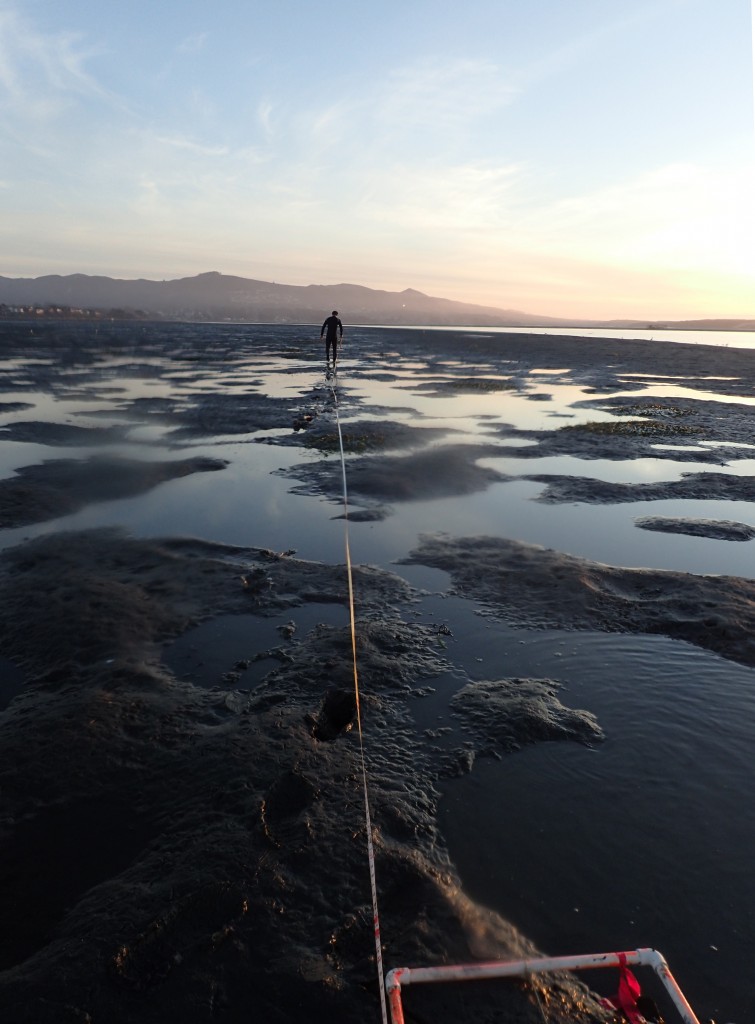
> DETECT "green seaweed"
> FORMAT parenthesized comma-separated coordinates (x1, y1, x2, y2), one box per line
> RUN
(611, 403, 695, 418)
(562, 418, 705, 437)
(301, 430, 387, 454)
(415, 377, 517, 394)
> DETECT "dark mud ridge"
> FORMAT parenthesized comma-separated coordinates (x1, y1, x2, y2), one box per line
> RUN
(401, 534, 755, 668)
(528, 471, 755, 506)
(634, 516, 755, 541)
(0, 528, 609, 1024)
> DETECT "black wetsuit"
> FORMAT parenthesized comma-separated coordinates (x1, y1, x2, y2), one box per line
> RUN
(320, 315, 343, 362)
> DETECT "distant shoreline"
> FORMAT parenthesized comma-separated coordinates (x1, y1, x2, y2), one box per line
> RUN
(2, 310, 754, 334)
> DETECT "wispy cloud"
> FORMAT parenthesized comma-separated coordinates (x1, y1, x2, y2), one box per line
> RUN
(377, 57, 517, 130)
(290, 56, 516, 164)
(513, 4, 687, 91)
(153, 134, 230, 157)
(305, 97, 362, 148)
(177, 32, 207, 55)
(257, 99, 275, 135)
(356, 161, 522, 232)
(0, 7, 113, 120)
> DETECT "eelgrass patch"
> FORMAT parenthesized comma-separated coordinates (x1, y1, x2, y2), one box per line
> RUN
(300, 419, 444, 454)
(410, 377, 518, 395)
(561, 419, 705, 437)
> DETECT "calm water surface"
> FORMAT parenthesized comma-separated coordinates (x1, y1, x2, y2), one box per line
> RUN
(395, 325, 755, 350)
(409, 597, 755, 1023)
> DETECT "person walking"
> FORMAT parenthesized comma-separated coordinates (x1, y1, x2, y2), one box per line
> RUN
(320, 310, 343, 367)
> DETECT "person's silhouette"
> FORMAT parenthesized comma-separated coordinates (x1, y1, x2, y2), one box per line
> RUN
(320, 310, 343, 366)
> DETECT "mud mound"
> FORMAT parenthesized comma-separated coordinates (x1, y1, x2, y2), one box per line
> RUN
(529, 471, 755, 505)
(403, 533, 755, 667)
(634, 516, 755, 541)
(451, 677, 604, 757)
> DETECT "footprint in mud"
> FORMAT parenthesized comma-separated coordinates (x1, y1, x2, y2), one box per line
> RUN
(261, 769, 320, 850)
(308, 688, 357, 742)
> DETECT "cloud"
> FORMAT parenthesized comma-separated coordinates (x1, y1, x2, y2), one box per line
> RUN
(257, 100, 275, 135)
(153, 134, 230, 157)
(177, 32, 207, 55)
(377, 56, 517, 130)
(305, 97, 362, 150)
(0, 7, 113, 121)
(356, 161, 523, 232)
(290, 55, 516, 165)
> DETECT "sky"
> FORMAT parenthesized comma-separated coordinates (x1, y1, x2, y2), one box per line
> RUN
(0, 0, 753, 320)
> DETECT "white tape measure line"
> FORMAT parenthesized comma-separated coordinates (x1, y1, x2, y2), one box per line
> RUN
(328, 375, 389, 1024)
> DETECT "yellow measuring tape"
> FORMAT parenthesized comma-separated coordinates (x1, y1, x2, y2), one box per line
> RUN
(328, 371, 389, 1024)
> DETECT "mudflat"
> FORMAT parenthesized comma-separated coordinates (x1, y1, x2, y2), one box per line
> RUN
(0, 321, 752, 1022)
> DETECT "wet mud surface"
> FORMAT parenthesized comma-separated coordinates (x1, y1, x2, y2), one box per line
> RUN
(528, 470, 755, 505)
(634, 516, 755, 541)
(1, 321, 754, 1021)
(0, 529, 606, 1023)
(494, 392, 755, 464)
(450, 678, 604, 756)
(402, 534, 755, 668)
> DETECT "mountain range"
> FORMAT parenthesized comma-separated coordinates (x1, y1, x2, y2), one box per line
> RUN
(0, 271, 752, 331)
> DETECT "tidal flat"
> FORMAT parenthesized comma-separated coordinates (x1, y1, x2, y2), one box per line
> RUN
(0, 321, 753, 1023)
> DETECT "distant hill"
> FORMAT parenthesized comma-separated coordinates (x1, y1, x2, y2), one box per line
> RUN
(0, 271, 574, 327)
(0, 271, 752, 330)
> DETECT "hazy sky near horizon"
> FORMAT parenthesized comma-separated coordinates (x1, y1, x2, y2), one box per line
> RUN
(1, 0, 753, 320)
